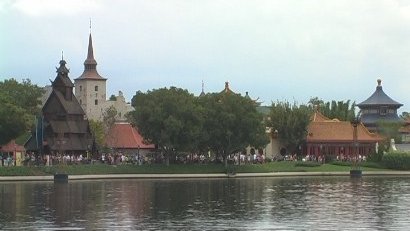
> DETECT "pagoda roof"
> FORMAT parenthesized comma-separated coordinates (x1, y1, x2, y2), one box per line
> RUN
(307, 111, 382, 143)
(357, 79, 403, 108)
(220, 81, 237, 95)
(310, 109, 331, 122)
(105, 123, 155, 149)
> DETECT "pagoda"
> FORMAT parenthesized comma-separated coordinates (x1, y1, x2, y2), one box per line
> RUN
(25, 59, 94, 156)
(357, 79, 403, 132)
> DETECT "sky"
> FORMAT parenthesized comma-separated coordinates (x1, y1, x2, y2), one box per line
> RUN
(1, 0, 410, 112)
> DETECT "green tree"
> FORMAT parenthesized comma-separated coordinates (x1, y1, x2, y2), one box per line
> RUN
(308, 97, 355, 121)
(87, 106, 120, 153)
(109, 94, 117, 101)
(400, 111, 410, 120)
(129, 87, 203, 165)
(88, 120, 105, 149)
(102, 106, 118, 131)
(199, 92, 269, 167)
(0, 78, 43, 145)
(377, 120, 404, 145)
(268, 101, 311, 155)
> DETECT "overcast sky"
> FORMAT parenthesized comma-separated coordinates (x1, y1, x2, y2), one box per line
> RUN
(1, 0, 410, 112)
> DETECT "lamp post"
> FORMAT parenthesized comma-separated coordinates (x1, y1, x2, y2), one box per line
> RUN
(350, 116, 362, 177)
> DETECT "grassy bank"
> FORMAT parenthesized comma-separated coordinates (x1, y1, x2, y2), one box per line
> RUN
(0, 161, 390, 176)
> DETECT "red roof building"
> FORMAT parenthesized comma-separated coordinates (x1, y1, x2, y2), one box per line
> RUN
(0, 140, 25, 153)
(105, 122, 155, 155)
(306, 110, 383, 158)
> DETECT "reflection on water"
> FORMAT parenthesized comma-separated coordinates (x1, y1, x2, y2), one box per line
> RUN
(0, 176, 410, 230)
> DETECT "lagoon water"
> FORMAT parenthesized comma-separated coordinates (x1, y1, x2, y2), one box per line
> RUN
(0, 176, 410, 230)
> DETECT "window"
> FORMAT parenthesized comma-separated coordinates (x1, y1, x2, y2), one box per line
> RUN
(95, 86, 98, 91)
(380, 107, 387, 116)
(95, 99, 98, 105)
(79, 86, 82, 92)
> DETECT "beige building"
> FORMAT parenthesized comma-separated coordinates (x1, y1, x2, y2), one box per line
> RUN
(74, 33, 132, 121)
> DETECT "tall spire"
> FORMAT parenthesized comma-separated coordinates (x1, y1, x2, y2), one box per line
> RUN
(199, 80, 205, 97)
(85, 33, 97, 66)
(76, 25, 105, 80)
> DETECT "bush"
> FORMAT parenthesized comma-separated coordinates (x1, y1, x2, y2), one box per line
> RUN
(330, 161, 352, 167)
(361, 161, 385, 169)
(294, 161, 321, 167)
(382, 151, 410, 170)
(367, 150, 384, 163)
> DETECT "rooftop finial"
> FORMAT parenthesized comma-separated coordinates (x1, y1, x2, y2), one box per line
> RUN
(89, 18, 92, 33)
(377, 79, 382, 86)
(61, 50, 64, 60)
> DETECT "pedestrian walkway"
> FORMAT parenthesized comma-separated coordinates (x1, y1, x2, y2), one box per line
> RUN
(0, 171, 410, 182)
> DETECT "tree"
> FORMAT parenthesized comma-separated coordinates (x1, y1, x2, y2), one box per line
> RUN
(377, 120, 404, 145)
(199, 92, 269, 167)
(85, 106, 120, 154)
(129, 87, 203, 165)
(268, 101, 311, 155)
(400, 112, 410, 120)
(308, 97, 356, 121)
(0, 78, 43, 145)
(102, 106, 118, 132)
(88, 120, 105, 149)
(109, 94, 117, 101)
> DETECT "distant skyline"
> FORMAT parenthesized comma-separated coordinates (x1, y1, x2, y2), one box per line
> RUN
(1, 0, 410, 112)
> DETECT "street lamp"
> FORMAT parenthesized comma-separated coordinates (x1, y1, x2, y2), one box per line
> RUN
(350, 116, 362, 177)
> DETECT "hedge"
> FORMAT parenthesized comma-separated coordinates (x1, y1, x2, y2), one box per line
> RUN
(382, 151, 410, 170)
(294, 161, 322, 167)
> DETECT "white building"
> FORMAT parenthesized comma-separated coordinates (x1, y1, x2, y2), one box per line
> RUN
(74, 33, 132, 121)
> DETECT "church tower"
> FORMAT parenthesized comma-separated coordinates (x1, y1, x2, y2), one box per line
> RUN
(74, 32, 107, 121)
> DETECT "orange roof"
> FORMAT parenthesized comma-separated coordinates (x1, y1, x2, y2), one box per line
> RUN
(399, 124, 410, 133)
(0, 140, 25, 152)
(310, 110, 330, 122)
(307, 111, 382, 143)
(105, 123, 155, 149)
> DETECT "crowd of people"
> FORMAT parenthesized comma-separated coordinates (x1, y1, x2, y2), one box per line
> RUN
(1, 151, 368, 167)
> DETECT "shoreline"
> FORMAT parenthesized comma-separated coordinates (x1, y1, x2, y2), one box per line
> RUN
(0, 171, 410, 182)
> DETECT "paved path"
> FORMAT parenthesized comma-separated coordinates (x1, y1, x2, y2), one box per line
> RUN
(0, 171, 410, 182)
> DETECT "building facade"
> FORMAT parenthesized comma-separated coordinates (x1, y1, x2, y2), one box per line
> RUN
(306, 110, 382, 159)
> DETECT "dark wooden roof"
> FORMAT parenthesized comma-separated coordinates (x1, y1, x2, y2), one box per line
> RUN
(357, 79, 403, 108)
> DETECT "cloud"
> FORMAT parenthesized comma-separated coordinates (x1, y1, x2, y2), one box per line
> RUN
(11, 0, 101, 16)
